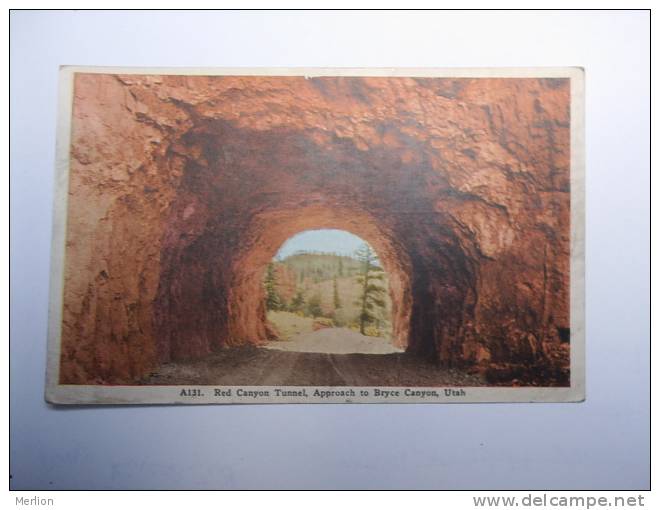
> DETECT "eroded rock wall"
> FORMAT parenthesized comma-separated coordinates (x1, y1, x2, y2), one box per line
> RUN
(60, 73, 570, 384)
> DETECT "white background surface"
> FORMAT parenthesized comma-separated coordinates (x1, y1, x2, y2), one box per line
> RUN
(9, 10, 650, 489)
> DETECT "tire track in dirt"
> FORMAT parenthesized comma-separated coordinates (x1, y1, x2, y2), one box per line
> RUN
(254, 350, 301, 386)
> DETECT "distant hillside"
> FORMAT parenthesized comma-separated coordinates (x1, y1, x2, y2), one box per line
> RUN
(266, 252, 391, 337)
(278, 252, 363, 284)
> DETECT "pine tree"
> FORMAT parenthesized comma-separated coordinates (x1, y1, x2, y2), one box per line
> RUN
(306, 293, 323, 318)
(354, 244, 386, 335)
(289, 289, 305, 313)
(333, 276, 341, 309)
(264, 262, 283, 311)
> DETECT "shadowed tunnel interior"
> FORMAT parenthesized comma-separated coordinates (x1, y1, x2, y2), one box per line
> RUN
(152, 119, 478, 364)
(59, 74, 571, 385)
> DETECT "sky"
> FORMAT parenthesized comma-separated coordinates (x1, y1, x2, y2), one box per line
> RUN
(274, 229, 368, 259)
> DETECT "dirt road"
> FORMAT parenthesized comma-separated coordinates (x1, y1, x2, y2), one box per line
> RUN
(141, 328, 485, 387)
(264, 327, 403, 354)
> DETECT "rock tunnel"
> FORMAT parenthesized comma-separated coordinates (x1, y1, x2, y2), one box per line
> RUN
(59, 73, 571, 385)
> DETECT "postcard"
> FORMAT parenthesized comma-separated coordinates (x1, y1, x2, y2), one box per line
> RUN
(45, 67, 584, 404)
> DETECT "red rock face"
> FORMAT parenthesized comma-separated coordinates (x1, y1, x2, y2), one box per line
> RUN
(60, 73, 570, 384)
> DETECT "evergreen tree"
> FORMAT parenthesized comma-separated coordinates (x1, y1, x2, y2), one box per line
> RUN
(333, 276, 341, 309)
(289, 289, 306, 313)
(264, 262, 283, 311)
(306, 293, 323, 318)
(354, 244, 386, 334)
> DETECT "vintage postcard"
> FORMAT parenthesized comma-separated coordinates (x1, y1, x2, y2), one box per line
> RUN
(46, 67, 584, 404)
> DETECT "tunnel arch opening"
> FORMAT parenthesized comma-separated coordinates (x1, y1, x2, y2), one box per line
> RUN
(230, 206, 415, 352)
(262, 228, 398, 353)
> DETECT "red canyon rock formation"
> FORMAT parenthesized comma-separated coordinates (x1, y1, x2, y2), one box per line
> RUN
(59, 73, 571, 385)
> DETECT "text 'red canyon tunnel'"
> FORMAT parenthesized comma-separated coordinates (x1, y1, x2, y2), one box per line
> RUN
(59, 74, 571, 385)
